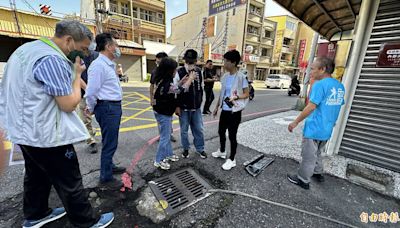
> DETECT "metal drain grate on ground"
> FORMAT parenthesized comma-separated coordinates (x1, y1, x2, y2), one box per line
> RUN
(148, 168, 213, 216)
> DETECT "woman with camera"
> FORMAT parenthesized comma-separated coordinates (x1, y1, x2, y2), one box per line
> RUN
(212, 50, 250, 170)
(152, 57, 197, 170)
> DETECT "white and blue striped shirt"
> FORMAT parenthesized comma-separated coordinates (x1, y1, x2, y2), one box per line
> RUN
(33, 55, 72, 96)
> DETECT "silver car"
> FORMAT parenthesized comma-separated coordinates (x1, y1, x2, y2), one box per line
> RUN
(265, 74, 292, 89)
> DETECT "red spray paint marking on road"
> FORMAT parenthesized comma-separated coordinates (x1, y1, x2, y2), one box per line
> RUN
(120, 107, 291, 191)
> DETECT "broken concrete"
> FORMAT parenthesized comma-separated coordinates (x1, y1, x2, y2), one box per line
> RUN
(135, 187, 167, 224)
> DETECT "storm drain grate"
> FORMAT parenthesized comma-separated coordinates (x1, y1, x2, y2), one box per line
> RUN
(148, 168, 213, 216)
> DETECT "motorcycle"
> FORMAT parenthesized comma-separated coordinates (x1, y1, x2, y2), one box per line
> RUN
(288, 85, 300, 96)
(248, 80, 255, 100)
(288, 77, 300, 96)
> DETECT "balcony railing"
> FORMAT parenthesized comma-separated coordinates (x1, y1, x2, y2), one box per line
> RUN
(250, 0, 265, 7)
(261, 38, 274, 46)
(281, 45, 294, 53)
(248, 14, 262, 24)
(134, 0, 165, 10)
(246, 34, 260, 43)
(260, 56, 271, 64)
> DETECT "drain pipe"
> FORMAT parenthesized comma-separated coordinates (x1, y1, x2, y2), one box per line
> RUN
(209, 189, 358, 228)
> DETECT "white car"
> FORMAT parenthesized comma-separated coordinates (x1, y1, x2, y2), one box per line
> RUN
(265, 74, 292, 89)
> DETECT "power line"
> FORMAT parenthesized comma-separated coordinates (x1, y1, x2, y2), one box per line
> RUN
(20, 0, 54, 29)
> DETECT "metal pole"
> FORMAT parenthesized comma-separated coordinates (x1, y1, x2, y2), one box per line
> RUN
(301, 32, 319, 97)
(130, 0, 134, 41)
(9, 0, 22, 36)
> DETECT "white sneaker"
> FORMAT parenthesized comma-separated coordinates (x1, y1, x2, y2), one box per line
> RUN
(212, 149, 226, 159)
(154, 160, 171, 170)
(166, 155, 180, 162)
(222, 159, 236, 170)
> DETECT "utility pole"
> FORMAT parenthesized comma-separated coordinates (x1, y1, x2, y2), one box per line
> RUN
(9, 0, 22, 36)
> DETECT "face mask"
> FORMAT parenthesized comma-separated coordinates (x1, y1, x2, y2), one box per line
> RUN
(113, 48, 121, 59)
(88, 42, 97, 51)
(67, 50, 85, 62)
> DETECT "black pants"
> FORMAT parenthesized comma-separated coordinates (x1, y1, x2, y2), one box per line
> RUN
(218, 110, 242, 160)
(20, 144, 98, 227)
(203, 87, 214, 113)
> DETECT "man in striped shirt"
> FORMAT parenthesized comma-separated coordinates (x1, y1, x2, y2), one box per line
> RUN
(0, 20, 114, 227)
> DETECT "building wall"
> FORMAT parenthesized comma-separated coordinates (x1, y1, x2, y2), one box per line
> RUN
(267, 15, 300, 75)
(169, 0, 247, 62)
(295, 22, 315, 64)
(268, 16, 286, 67)
(81, 0, 166, 44)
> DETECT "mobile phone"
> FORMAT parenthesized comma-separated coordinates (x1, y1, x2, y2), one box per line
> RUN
(224, 97, 234, 108)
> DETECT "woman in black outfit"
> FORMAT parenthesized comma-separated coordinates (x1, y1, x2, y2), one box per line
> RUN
(152, 58, 196, 170)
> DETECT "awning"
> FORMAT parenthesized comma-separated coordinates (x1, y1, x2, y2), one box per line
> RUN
(116, 39, 144, 49)
(143, 40, 179, 59)
(116, 39, 146, 56)
(273, 0, 362, 40)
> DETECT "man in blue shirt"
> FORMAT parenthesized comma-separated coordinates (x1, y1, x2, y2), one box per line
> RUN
(85, 33, 125, 188)
(287, 57, 345, 189)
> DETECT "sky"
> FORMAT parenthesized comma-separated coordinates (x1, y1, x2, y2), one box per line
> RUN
(0, 0, 290, 37)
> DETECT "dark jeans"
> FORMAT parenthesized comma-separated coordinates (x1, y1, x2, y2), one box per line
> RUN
(218, 110, 242, 160)
(20, 144, 97, 227)
(94, 101, 122, 182)
(203, 86, 214, 113)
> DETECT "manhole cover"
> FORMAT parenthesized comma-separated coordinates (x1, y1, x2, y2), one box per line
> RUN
(148, 168, 213, 216)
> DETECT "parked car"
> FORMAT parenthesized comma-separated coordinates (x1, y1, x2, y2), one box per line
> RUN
(264, 74, 291, 89)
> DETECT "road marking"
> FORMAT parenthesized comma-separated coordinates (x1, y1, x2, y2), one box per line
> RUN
(123, 107, 154, 112)
(120, 106, 153, 124)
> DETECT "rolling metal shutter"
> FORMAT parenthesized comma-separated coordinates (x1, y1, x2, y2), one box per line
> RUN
(338, 0, 400, 172)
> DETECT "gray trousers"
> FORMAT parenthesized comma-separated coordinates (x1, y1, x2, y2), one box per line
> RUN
(297, 138, 327, 183)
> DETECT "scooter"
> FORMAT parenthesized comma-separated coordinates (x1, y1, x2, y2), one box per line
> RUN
(248, 80, 255, 100)
(288, 84, 300, 96)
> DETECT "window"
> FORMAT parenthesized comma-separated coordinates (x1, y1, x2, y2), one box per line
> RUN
(283, 38, 292, 46)
(261, 48, 272, 57)
(156, 12, 164, 24)
(110, 0, 118, 13)
(142, 34, 162, 42)
(121, 3, 129, 16)
(132, 7, 137, 18)
(247, 25, 259, 35)
(250, 5, 261, 16)
(140, 9, 155, 22)
(264, 30, 272, 38)
(286, 21, 296, 31)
